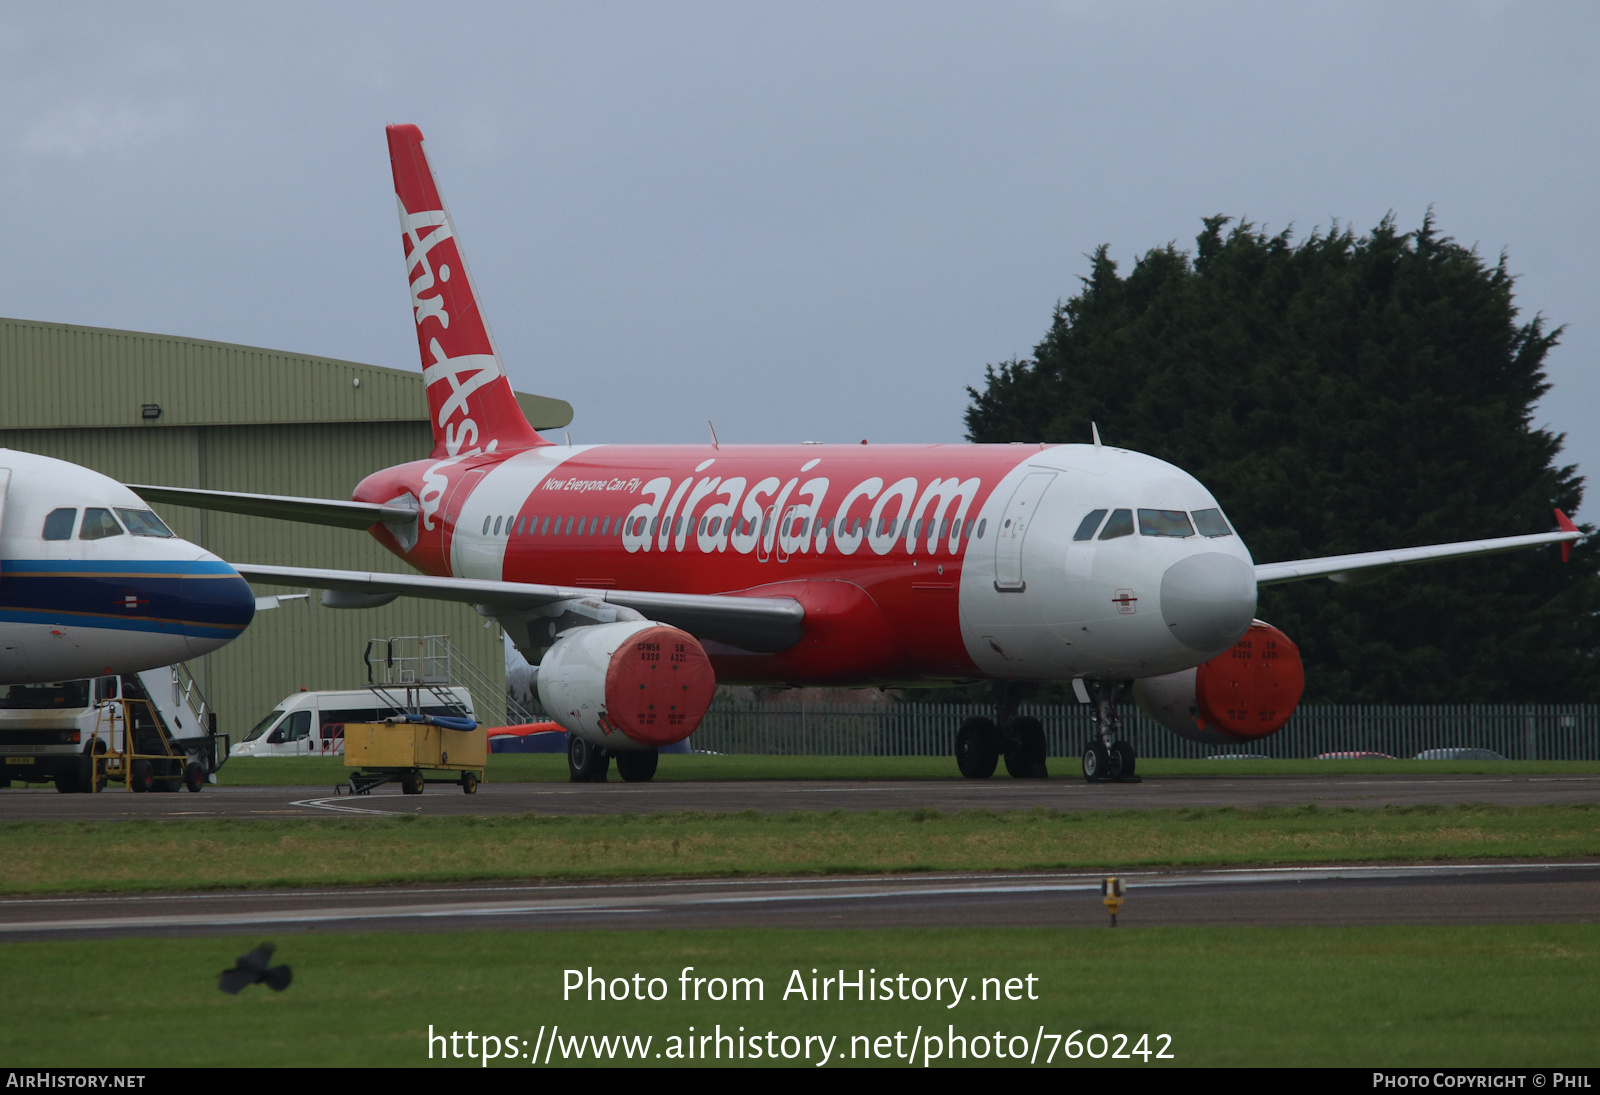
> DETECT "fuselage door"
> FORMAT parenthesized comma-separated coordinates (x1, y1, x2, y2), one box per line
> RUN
(993, 471, 1057, 592)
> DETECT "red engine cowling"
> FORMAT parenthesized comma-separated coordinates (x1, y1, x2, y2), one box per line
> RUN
(1132, 621, 1305, 744)
(536, 621, 717, 749)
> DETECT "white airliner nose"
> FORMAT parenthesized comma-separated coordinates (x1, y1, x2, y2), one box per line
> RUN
(1159, 552, 1257, 651)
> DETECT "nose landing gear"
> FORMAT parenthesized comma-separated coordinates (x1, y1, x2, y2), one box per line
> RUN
(1082, 679, 1140, 783)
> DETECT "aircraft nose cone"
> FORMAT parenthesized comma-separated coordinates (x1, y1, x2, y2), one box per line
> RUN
(1160, 552, 1257, 651)
(180, 558, 257, 657)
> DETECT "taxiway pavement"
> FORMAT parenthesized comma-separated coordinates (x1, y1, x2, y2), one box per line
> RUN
(2, 772, 1597, 821)
(1, 863, 1594, 940)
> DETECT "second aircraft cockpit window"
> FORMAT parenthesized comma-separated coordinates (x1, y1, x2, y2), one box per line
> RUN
(1191, 508, 1233, 537)
(1138, 509, 1195, 537)
(1075, 507, 1236, 542)
(1073, 509, 1108, 541)
(1098, 509, 1135, 540)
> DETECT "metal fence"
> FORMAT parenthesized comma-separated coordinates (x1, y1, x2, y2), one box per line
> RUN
(688, 702, 1600, 761)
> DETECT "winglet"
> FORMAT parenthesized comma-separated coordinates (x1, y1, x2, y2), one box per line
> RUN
(1091, 422, 1102, 449)
(1555, 508, 1579, 562)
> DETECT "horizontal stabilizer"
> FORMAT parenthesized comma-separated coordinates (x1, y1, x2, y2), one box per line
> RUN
(129, 485, 416, 532)
(232, 562, 806, 652)
(1255, 527, 1581, 587)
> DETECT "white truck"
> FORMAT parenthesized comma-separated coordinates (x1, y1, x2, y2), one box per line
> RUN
(0, 666, 223, 793)
(231, 687, 476, 758)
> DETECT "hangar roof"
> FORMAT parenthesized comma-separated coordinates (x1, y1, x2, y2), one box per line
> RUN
(0, 316, 573, 431)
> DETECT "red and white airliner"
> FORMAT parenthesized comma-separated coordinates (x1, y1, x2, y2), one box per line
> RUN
(134, 125, 1582, 784)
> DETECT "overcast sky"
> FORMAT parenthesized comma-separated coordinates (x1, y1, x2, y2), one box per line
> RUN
(2, 2, 1596, 509)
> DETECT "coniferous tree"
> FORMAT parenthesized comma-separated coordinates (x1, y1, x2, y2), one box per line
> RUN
(965, 215, 1600, 703)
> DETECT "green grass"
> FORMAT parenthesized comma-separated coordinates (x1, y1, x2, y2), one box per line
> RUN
(214, 753, 1600, 786)
(4, 803, 1598, 894)
(3, 925, 1597, 1066)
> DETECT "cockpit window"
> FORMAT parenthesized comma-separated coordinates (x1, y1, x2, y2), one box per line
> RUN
(1073, 509, 1108, 541)
(79, 508, 125, 540)
(42, 508, 77, 541)
(1192, 508, 1233, 537)
(1138, 509, 1195, 537)
(116, 508, 175, 538)
(1098, 509, 1134, 540)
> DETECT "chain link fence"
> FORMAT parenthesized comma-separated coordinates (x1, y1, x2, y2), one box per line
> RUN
(688, 701, 1600, 760)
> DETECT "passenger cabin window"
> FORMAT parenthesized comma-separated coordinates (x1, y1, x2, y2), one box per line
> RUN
(1098, 509, 1134, 540)
(324, 708, 379, 727)
(1138, 509, 1195, 537)
(1073, 509, 1108, 541)
(116, 509, 175, 537)
(79, 508, 125, 540)
(42, 508, 77, 541)
(1192, 508, 1233, 537)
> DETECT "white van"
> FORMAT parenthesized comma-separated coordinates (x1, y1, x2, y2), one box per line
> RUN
(232, 688, 476, 758)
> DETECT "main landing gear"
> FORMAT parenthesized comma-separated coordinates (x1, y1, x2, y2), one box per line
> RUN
(568, 735, 610, 782)
(1081, 679, 1140, 784)
(954, 684, 1048, 780)
(567, 735, 660, 783)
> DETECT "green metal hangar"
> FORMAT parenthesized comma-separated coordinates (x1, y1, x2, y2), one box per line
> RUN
(0, 315, 572, 738)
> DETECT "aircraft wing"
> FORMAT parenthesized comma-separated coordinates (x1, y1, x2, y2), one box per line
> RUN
(1255, 516, 1581, 587)
(128, 484, 415, 531)
(230, 563, 806, 653)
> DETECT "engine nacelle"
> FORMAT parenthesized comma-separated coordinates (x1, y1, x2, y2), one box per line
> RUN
(536, 621, 716, 750)
(1132, 620, 1304, 744)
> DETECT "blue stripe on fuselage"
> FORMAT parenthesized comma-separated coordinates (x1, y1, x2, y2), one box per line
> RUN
(0, 559, 237, 576)
(0, 558, 254, 639)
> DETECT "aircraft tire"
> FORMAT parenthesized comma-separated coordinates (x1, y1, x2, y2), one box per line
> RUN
(568, 735, 609, 783)
(1081, 741, 1110, 783)
(955, 717, 1000, 779)
(616, 749, 659, 783)
(1003, 717, 1049, 779)
(152, 761, 182, 792)
(1109, 740, 1136, 780)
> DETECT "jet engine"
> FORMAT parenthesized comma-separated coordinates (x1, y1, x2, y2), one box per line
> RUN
(1132, 621, 1305, 744)
(536, 620, 716, 750)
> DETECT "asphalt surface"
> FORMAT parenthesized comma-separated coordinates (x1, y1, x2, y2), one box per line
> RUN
(2, 772, 1597, 820)
(1, 863, 1595, 940)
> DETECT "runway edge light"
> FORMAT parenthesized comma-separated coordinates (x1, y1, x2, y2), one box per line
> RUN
(1101, 877, 1125, 927)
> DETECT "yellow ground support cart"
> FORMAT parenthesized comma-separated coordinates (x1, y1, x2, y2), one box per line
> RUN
(342, 714, 485, 795)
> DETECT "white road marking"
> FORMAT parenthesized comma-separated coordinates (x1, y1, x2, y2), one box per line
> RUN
(288, 797, 401, 816)
(1, 862, 1594, 934)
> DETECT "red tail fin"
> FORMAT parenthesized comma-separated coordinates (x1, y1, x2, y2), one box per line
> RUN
(386, 124, 547, 457)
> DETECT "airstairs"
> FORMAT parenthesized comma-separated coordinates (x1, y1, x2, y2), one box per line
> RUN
(83, 665, 226, 792)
